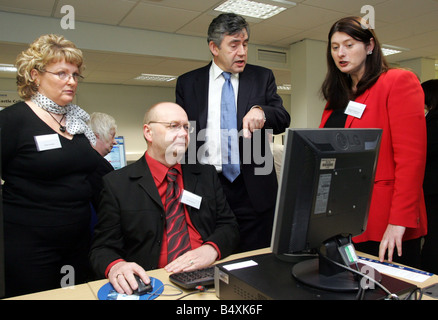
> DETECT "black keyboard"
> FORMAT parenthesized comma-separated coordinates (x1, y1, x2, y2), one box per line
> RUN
(169, 266, 215, 289)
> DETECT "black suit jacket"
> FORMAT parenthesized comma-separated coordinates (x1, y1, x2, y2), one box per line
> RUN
(175, 63, 291, 212)
(90, 155, 239, 278)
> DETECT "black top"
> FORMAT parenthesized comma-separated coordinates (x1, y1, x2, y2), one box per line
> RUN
(323, 109, 348, 128)
(0, 101, 103, 226)
(424, 109, 438, 195)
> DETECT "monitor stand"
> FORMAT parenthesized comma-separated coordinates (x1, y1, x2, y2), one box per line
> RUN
(291, 235, 382, 292)
(274, 250, 318, 264)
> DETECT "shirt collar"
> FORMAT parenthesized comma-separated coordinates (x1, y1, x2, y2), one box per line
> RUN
(145, 152, 182, 185)
(211, 60, 239, 81)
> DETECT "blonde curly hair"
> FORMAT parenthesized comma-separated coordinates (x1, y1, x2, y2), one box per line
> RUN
(15, 34, 84, 100)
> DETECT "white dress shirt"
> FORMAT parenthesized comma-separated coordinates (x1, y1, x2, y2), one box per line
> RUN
(200, 61, 239, 171)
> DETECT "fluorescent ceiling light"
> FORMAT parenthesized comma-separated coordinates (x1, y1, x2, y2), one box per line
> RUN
(0, 63, 17, 72)
(381, 44, 409, 56)
(277, 84, 291, 91)
(134, 74, 177, 82)
(214, 0, 288, 20)
(382, 48, 401, 56)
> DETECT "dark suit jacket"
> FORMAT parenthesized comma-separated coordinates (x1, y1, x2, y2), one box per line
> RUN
(175, 63, 291, 212)
(89, 155, 239, 278)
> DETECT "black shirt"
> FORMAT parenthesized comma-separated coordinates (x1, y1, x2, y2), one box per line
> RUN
(0, 101, 102, 226)
(324, 108, 348, 128)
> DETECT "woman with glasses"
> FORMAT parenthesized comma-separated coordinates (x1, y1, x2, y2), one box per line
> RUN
(0, 34, 103, 297)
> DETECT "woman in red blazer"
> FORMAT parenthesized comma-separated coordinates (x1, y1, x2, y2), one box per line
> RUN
(319, 17, 427, 268)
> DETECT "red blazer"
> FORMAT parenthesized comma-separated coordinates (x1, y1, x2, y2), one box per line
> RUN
(319, 69, 427, 243)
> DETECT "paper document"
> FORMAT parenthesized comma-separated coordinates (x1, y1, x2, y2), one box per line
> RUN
(359, 256, 433, 283)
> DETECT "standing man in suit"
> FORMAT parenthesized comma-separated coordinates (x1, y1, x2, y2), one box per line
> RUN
(176, 13, 290, 252)
(90, 102, 239, 295)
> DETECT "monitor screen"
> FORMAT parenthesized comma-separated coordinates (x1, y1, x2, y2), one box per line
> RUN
(270, 128, 382, 291)
(0, 129, 4, 298)
(104, 136, 127, 170)
(0, 181, 4, 298)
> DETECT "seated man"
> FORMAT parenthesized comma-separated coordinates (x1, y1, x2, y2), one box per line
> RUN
(90, 102, 240, 295)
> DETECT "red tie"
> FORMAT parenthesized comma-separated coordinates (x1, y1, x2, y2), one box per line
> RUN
(165, 168, 191, 263)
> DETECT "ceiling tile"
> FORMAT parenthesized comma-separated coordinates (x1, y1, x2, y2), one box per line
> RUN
(138, 0, 222, 12)
(0, 0, 56, 16)
(374, 0, 438, 23)
(119, 2, 201, 32)
(54, 0, 137, 25)
(1, 0, 437, 88)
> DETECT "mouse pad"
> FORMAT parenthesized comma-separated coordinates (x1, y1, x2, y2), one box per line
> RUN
(97, 277, 164, 300)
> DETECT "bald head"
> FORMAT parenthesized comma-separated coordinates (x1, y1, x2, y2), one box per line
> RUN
(143, 102, 190, 166)
(143, 102, 186, 125)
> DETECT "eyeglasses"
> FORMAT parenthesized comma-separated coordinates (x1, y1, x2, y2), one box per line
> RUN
(44, 70, 84, 82)
(148, 121, 194, 134)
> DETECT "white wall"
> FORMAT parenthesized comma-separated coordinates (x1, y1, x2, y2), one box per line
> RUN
(76, 82, 175, 161)
(289, 39, 327, 129)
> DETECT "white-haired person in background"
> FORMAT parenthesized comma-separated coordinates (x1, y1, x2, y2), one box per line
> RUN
(88, 112, 118, 240)
(89, 112, 118, 157)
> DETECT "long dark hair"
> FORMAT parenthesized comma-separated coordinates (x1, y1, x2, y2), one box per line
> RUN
(321, 16, 389, 110)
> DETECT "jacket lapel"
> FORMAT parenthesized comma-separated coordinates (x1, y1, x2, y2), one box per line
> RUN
(131, 155, 164, 210)
(236, 67, 253, 130)
(181, 165, 201, 214)
(181, 165, 200, 193)
(196, 64, 211, 130)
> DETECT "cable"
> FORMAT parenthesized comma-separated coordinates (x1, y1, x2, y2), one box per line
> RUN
(319, 253, 399, 300)
(144, 283, 184, 300)
(406, 287, 423, 300)
(145, 283, 215, 300)
(176, 286, 216, 300)
(324, 254, 423, 300)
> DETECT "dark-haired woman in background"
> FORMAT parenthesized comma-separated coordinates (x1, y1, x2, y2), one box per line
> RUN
(421, 79, 438, 274)
(319, 17, 427, 268)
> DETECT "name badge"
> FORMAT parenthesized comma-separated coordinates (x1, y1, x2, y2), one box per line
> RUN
(345, 101, 366, 119)
(181, 190, 202, 209)
(34, 134, 62, 152)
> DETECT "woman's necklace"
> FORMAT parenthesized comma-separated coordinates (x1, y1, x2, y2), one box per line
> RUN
(46, 110, 66, 132)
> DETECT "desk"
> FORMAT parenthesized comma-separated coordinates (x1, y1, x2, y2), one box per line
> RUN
(4, 282, 96, 300)
(5, 248, 438, 300)
(5, 248, 269, 300)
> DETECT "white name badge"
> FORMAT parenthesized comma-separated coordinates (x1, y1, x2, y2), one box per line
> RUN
(345, 101, 366, 119)
(181, 190, 202, 209)
(34, 134, 62, 152)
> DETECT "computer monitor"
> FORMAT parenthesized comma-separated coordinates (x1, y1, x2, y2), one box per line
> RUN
(0, 129, 4, 298)
(104, 136, 127, 170)
(0, 180, 4, 299)
(271, 128, 382, 292)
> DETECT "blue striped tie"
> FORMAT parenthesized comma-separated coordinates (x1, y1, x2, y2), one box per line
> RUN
(221, 72, 240, 182)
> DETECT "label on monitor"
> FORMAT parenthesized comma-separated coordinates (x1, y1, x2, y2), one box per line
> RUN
(320, 158, 336, 170)
(338, 243, 359, 265)
(314, 173, 332, 214)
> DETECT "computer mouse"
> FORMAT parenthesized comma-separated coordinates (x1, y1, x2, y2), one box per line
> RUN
(133, 274, 153, 295)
